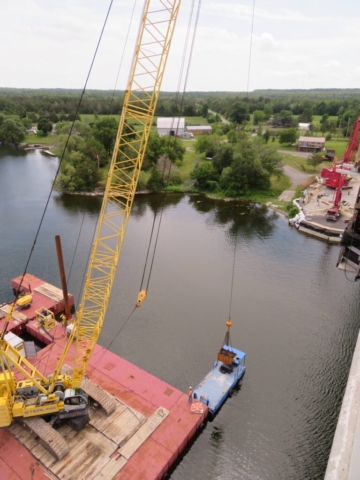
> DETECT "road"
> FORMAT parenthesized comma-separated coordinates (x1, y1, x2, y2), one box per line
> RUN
(208, 109, 230, 124)
(278, 165, 313, 202)
(279, 149, 311, 159)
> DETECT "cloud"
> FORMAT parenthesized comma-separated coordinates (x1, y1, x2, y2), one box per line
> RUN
(354, 67, 360, 79)
(208, 2, 334, 24)
(263, 69, 307, 79)
(322, 60, 340, 68)
(252, 33, 280, 52)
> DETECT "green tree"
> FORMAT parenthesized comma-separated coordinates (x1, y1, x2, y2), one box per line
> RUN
(80, 138, 107, 168)
(190, 162, 219, 190)
(307, 152, 323, 171)
(56, 120, 92, 138)
(263, 130, 270, 143)
(184, 104, 197, 116)
(194, 135, 220, 158)
(55, 151, 101, 192)
(212, 143, 234, 172)
(37, 116, 52, 136)
(253, 110, 266, 125)
(92, 117, 118, 155)
(0, 117, 27, 144)
(144, 134, 185, 169)
(146, 165, 165, 192)
(161, 136, 185, 163)
(144, 133, 164, 168)
(278, 128, 297, 145)
(254, 139, 283, 176)
(228, 102, 249, 124)
(201, 103, 209, 118)
(220, 136, 271, 196)
(21, 118, 32, 129)
(264, 104, 273, 119)
(274, 110, 293, 127)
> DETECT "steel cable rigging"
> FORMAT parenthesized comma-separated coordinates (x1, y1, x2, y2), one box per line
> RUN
(0, 0, 115, 339)
(138, 0, 203, 297)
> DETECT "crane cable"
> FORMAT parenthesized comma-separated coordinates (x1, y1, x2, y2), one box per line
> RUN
(0, 0, 115, 340)
(246, 0, 256, 97)
(67, 1, 137, 297)
(88, 306, 137, 377)
(228, 234, 238, 321)
(139, 0, 202, 296)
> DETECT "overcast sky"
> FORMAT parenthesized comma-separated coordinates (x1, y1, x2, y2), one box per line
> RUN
(1, 0, 360, 92)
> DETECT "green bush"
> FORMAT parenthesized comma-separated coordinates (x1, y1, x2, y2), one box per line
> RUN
(288, 206, 299, 218)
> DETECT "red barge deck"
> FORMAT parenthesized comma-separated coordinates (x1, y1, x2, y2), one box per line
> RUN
(0, 274, 207, 480)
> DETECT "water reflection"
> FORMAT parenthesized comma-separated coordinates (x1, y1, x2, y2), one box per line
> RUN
(0, 144, 28, 158)
(188, 195, 278, 239)
(210, 426, 224, 447)
(132, 192, 183, 218)
(54, 194, 102, 217)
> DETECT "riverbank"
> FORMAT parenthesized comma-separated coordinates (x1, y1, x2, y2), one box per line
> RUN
(1, 145, 357, 480)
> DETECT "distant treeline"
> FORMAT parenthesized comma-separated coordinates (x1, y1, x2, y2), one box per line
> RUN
(1, 88, 360, 124)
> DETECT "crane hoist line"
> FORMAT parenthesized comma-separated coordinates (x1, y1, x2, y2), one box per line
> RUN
(0, 0, 182, 460)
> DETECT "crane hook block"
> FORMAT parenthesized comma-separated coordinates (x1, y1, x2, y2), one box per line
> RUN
(136, 290, 147, 308)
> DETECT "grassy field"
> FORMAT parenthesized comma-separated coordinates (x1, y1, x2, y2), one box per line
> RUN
(24, 135, 55, 145)
(79, 114, 209, 126)
(185, 116, 209, 126)
(80, 114, 120, 123)
(280, 152, 329, 174)
(177, 141, 205, 178)
(312, 115, 338, 124)
(323, 139, 349, 158)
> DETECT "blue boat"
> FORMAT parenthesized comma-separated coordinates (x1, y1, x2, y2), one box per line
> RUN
(193, 318, 246, 416)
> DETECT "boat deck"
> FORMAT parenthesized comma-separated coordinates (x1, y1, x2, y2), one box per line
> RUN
(0, 275, 207, 480)
(0, 273, 74, 338)
(193, 347, 246, 414)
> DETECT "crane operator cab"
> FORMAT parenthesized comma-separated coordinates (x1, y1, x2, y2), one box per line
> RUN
(59, 388, 89, 431)
(63, 388, 88, 412)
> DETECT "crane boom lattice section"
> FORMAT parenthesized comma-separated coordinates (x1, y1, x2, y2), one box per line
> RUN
(72, 0, 181, 388)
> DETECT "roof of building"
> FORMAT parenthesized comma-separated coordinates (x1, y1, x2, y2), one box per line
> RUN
(298, 136, 325, 143)
(186, 125, 212, 131)
(157, 117, 185, 129)
(298, 123, 310, 129)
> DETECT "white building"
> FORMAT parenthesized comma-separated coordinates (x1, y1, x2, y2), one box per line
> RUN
(157, 117, 185, 136)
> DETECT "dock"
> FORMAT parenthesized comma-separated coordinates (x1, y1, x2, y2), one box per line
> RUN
(0, 274, 207, 480)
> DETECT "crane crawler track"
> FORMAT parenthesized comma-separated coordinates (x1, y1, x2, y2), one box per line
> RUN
(61, 365, 116, 415)
(21, 417, 69, 460)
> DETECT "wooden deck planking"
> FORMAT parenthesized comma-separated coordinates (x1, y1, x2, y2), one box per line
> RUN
(102, 408, 145, 446)
(30, 442, 49, 462)
(34, 283, 64, 302)
(89, 400, 127, 432)
(92, 456, 127, 480)
(0, 304, 28, 322)
(119, 407, 169, 460)
(46, 426, 117, 479)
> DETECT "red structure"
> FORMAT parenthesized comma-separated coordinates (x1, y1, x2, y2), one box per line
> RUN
(343, 117, 360, 163)
(326, 174, 345, 221)
(0, 275, 208, 480)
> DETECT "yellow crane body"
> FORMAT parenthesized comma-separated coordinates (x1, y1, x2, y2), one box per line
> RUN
(0, 0, 181, 431)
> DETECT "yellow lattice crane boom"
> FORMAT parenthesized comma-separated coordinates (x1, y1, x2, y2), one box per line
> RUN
(0, 0, 181, 450)
(72, 0, 181, 387)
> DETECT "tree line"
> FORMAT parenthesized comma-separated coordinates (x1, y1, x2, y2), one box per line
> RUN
(2, 88, 360, 126)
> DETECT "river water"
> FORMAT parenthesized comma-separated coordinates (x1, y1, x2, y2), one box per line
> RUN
(1, 145, 359, 480)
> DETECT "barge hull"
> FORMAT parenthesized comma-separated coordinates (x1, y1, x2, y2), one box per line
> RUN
(0, 275, 208, 480)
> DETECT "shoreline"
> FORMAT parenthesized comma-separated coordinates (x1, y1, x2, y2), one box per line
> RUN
(18, 143, 342, 242)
